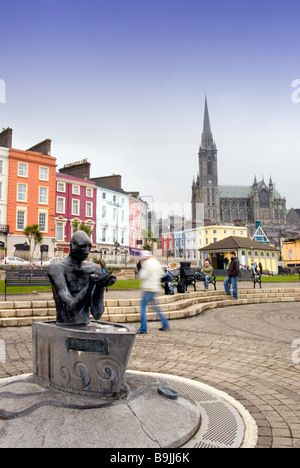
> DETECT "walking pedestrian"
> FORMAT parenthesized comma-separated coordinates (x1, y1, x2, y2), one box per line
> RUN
(138, 252, 170, 334)
(224, 251, 240, 299)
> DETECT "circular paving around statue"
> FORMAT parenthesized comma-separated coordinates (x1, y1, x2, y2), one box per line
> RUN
(0, 371, 257, 448)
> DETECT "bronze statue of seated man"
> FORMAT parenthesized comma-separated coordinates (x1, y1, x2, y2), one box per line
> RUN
(48, 231, 116, 325)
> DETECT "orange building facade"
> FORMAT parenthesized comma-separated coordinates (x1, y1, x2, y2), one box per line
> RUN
(7, 148, 57, 257)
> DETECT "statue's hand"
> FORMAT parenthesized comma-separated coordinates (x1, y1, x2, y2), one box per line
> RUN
(90, 272, 116, 287)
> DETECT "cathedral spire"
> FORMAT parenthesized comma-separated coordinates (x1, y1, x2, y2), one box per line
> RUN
(201, 96, 214, 149)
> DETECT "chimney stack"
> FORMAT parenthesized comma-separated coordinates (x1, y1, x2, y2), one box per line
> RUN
(0, 127, 13, 148)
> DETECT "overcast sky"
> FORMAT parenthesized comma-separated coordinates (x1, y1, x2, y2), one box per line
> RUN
(1, 0, 300, 218)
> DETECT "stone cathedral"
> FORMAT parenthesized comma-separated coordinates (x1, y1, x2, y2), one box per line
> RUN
(191, 98, 287, 232)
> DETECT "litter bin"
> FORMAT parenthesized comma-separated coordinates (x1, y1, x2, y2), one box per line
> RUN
(178, 261, 191, 293)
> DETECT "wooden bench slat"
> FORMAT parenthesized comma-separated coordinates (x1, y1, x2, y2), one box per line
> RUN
(5, 269, 50, 300)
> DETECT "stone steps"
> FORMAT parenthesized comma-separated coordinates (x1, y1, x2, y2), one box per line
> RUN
(0, 288, 299, 327)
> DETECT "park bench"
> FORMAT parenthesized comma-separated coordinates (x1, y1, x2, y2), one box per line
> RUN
(282, 267, 292, 275)
(181, 267, 217, 292)
(261, 269, 273, 276)
(238, 269, 261, 288)
(4, 269, 51, 300)
(283, 265, 300, 279)
(193, 269, 217, 290)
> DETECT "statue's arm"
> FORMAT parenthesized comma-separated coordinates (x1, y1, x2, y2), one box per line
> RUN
(90, 271, 117, 321)
(90, 283, 105, 321)
(48, 264, 94, 319)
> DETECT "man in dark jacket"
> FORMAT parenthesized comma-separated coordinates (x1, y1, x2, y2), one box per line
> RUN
(224, 251, 240, 299)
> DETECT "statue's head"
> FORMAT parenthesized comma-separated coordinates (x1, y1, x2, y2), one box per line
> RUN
(69, 231, 92, 262)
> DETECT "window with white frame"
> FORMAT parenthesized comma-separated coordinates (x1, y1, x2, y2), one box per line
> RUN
(102, 227, 107, 242)
(18, 162, 28, 177)
(72, 199, 80, 215)
(56, 222, 64, 241)
(86, 201, 93, 218)
(39, 187, 48, 204)
(0, 182, 3, 200)
(102, 206, 106, 218)
(86, 187, 93, 198)
(0, 161, 3, 174)
(38, 212, 47, 232)
(17, 210, 26, 230)
(72, 185, 80, 195)
(57, 182, 66, 192)
(57, 197, 65, 214)
(39, 167, 49, 181)
(17, 183, 27, 202)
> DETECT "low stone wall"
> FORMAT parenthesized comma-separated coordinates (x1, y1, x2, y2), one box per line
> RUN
(1, 288, 299, 327)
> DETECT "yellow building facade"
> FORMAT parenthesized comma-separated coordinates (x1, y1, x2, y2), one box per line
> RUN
(197, 225, 248, 247)
(282, 238, 300, 267)
(197, 225, 248, 262)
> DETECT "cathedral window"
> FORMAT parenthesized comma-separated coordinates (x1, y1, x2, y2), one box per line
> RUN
(259, 190, 270, 208)
(207, 158, 212, 175)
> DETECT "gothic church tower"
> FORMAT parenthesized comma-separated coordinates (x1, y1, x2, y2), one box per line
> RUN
(192, 97, 220, 226)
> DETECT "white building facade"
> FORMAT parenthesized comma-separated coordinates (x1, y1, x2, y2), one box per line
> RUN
(95, 184, 130, 256)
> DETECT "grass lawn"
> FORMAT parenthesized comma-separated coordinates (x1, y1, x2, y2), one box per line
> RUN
(0, 278, 141, 295)
(216, 275, 299, 283)
(0, 275, 298, 296)
(109, 279, 140, 289)
(0, 282, 52, 295)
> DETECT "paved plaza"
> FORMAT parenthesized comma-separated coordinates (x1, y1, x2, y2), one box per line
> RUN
(0, 285, 300, 448)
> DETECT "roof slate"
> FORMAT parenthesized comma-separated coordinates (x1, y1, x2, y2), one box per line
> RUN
(199, 236, 279, 252)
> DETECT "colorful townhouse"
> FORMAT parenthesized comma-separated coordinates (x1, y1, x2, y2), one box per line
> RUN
(0, 146, 9, 249)
(173, 231, 185, 258)
(129, 194, 148, 250)
(91, 175, 149, 258)
(95, 182, 129, 257)
(6, 141, 57, 258)
(55, 173, 97, 255)
(161, 232, 174, 257)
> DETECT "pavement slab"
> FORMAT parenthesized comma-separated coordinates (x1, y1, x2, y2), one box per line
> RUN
(0, 291, 300, 448)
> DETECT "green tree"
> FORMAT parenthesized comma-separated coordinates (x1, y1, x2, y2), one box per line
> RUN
(72, 220, 94, 238)
(142, 229, 157, 252)
(23, 224, 43, 262)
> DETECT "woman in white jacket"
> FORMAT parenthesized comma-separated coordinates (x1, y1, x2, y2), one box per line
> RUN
(138, 253, 170, 334)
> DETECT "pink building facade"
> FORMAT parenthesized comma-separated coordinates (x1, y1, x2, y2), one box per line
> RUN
(55, 173, 97, 254)
(129, 196, 142, 249)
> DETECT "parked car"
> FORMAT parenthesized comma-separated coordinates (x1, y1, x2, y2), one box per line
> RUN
(0, 256, 31, 266)
(34, 257, 63, 267)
